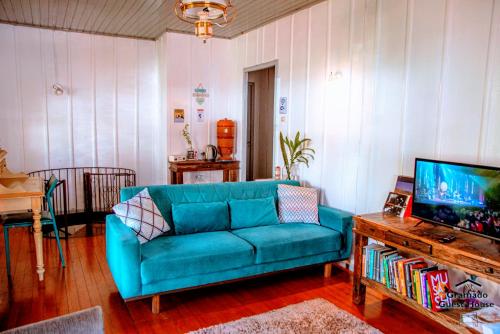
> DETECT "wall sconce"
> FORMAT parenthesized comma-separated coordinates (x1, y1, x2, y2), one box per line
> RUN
(52, 83, 64, 96)
(328, 71, 343, 82)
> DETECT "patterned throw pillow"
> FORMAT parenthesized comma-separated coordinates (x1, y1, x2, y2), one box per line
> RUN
(277, 184, 319, 224)
(112, 188, 170, 244)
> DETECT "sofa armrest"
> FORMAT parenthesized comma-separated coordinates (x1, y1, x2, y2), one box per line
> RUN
(106, 214, 142, 299)
(318, 205, 353, 259)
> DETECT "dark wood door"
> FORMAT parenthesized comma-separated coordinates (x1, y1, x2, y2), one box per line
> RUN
(246, 67, 275, 180)
(246, 82, 255, 181)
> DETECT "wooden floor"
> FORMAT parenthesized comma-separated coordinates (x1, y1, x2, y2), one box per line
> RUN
(0, 227, 454, 333)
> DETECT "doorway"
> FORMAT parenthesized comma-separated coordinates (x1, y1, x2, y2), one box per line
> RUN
(245, 66, 275, 181)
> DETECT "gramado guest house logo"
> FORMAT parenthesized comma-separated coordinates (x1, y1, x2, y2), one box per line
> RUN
(440, 276, 494, 309)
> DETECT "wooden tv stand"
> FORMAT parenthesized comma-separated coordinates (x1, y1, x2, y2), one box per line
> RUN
(352, 213, 500, 334)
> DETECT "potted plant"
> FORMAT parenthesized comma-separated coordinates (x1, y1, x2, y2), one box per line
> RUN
(182, 124, 195, 160)
(279, 131, 315, 180)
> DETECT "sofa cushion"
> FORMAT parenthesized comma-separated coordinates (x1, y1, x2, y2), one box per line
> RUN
(112, 188, 170, 244)
(229, 197, 279, 229)
(231, 224, 342, 264)
(120, 181, 300, 232)
(140, 231, 255, 284)
(278, 184, 319, 224)
(172, 201, 229, 235)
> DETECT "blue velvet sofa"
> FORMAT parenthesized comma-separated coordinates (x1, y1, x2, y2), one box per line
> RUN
(106, 180, 353, 313)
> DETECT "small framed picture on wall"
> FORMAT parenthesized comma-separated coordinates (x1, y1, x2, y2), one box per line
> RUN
(174, 109, 185, 123)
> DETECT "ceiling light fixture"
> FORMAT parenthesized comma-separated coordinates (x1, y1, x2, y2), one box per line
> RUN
(174, 0, 236, 43)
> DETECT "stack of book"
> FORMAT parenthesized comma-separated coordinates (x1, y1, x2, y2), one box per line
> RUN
(363, 244, 451, 312)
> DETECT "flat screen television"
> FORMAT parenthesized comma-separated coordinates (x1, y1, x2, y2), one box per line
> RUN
(412, 158, 500, 241)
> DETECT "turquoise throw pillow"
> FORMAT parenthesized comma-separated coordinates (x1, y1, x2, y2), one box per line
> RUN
(229, 197, 279, 229)
(172, 202, 229, 235)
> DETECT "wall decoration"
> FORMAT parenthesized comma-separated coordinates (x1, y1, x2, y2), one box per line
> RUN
(193, 83, 209, 105)
(279, 97, 288, 114)
(174, 109, 185, 123)
(196, 108, 205, 122)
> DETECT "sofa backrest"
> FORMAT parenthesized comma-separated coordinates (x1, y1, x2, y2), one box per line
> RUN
(120, 180, 299, 233)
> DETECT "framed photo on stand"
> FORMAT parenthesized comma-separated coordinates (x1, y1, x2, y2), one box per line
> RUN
(383, 192, 411, 217)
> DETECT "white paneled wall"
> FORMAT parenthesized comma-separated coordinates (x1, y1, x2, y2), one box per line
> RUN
(2, 0, 499, 198)
(0, 24, 160, 185)
(231, 0, 500, 300)
(232, 0, 500, 215)
(156, 32, 235, 183)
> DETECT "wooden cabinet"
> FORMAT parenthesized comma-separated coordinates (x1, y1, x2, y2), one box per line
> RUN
(168, 160, 240, 185)
(352, 213, 500, 334)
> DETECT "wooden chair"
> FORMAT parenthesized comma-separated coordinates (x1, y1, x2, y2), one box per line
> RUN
(2, 175, 65, 277)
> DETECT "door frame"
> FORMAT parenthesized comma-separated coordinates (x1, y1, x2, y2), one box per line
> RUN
(242, 60, 279, 181)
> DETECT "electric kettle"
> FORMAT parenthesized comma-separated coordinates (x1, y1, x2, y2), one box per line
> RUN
(205, 145, 218, 162)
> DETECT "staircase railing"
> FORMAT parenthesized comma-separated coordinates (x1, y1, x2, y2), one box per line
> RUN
(28, 167, 136, 237)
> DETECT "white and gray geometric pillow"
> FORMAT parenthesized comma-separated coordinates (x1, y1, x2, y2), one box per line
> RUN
(277, 184, 319, 224)
(112, 188, 170, 244)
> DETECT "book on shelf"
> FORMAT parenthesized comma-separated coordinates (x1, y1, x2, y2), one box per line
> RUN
(407, 262, 426, 298)
(362, 245, 449, 312)
(427, 269, 451, 312)
(419, 266, 438, 308)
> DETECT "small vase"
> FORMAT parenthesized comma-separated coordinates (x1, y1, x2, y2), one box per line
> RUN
(287, 164, 299, 181)
(187, 149, 195, 160)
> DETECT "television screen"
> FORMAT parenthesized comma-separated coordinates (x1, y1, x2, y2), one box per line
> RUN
(412, 158, 500, 240)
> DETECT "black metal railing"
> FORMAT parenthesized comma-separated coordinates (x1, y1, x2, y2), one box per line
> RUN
(28, 167, 136, 236)
(83, 172, 136, 214)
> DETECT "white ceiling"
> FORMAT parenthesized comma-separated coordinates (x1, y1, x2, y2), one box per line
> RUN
(0, 0, 326, 40)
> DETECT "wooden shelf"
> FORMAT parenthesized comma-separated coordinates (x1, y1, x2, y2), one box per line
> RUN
(352, 213, 499, 334)
(360, 277, 476, 334)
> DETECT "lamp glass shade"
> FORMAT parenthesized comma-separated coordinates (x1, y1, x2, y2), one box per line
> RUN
(195, 21, 213, 39)
(181, 0, 227, 20)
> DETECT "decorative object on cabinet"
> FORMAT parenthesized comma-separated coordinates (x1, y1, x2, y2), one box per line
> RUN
(174, 0, 236, 42)
(383, 192, 411, 217)
(395, 175, 414, 195)
(182, 124, 195, 160)
(168, 155, 187, 162)
(279, 131, 315, 180)
(275, 166, 282, 180)
(217, 119, 236, 161)
(169, 160, 239, 184)
(205, 145, 218, 162)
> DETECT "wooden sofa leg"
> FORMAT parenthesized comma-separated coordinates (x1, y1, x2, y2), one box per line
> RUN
(152, 295, 160, 314)
(324, 263, 332, 278)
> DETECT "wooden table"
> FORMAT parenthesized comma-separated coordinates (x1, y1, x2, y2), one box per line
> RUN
(169, 160, 240, 184)
(352, 213, 500, 333)
(0, 191, 45, 281)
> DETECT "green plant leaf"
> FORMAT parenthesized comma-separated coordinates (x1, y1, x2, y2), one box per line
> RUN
(297, 157, 310, 168)
(279, 130, 315, 179)
(279, 132, 291, 179)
